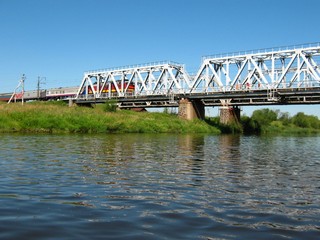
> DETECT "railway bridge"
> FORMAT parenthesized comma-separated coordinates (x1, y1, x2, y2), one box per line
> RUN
(74, 43, 320, 123)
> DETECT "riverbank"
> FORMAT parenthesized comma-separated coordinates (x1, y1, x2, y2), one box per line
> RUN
(0, 102, 220, 134)
(1, 102, 320, 135)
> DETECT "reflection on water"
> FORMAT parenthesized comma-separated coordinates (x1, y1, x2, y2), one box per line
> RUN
(0, 134, 319, 239)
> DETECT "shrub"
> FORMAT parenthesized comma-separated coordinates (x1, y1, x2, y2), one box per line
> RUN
(251, 108, 278, 127)
(240, 115, 260, 134)
(278, 112, 291, 126)
(103, 99, 118, 112)
(292, 112, 320, 129)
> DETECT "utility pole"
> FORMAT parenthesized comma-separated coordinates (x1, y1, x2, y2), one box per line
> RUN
(37, 76, 46, 100)
(8, 74, 26, 105)
(37, 76, 40, 99)
(21, 74, 25, 105)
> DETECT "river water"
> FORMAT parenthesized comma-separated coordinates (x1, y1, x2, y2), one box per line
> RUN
(0, 134, 319, 239)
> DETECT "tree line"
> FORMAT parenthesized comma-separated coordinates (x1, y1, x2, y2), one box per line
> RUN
(241, 108, 320, 134)
(208, 108, 320, 135)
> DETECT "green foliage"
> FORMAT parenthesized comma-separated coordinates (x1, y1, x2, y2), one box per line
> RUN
(292, 112, 320, 129)
(163, 107, 169, 114)
(29, 100, 68, 106)
(243, 109, 320, 135)
(240, 115, 260, 134)
(216, 108, 320, 135)
(218, 122, 242, 134)
(251, 108, 278, 126)
(205, 116, 242, 134)
(103, 99, 118, 112)
(1, 102, 319, 135)
(278, 112, 291, 126)
(0, 103, 220, 134)
(211, 108, 320, 135)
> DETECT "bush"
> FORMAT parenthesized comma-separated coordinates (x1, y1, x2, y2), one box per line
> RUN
(292, 112, 320, 129)
(278, 112, 291, 126)
(251, 108, 278, 127)
(240, 115, 260, 134)
(103, 99, 118, 112)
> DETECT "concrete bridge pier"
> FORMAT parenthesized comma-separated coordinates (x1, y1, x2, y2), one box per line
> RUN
(178, 98, 205, 120)
(219, 106, 241, 125)
(68, 99, 75, 107)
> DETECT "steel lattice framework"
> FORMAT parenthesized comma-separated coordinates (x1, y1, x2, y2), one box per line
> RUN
(76, 61, 192, 99)
(75, 43, 320, 106)
(191, 43, 320, 93)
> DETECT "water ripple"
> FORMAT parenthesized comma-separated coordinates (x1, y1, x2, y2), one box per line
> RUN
(0, 134, 319, 239)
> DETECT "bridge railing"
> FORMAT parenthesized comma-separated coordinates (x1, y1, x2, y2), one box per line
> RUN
(85, 60, 183, 74)
(202, 42, 320, 61)
(188, 79, 320, 93)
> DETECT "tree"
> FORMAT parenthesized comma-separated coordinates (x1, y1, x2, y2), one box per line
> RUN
(251, 108, 278, 127)
(240, 115, 261, 134)
(278, 112, 291, 126)
(292, 112, 320, 129)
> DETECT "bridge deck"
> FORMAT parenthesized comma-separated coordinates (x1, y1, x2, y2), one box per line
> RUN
(74, 87, 320, 108)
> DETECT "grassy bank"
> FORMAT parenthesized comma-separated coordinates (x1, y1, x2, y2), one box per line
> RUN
(0, 102, 220, 134)
(1, 102, 319, 135)
(260, 121, 320, 135)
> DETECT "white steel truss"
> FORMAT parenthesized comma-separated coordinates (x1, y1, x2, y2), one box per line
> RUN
(190, 43, 320, 93)
(76, 61, 192, 99)
(75, 43, 320, 101)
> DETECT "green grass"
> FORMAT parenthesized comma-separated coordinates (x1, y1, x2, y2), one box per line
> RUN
(0, 101, 220, 134)
(2, 102, 319, 135)
(263, 121, 320, 135)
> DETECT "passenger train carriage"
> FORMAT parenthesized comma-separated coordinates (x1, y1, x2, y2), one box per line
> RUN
(0, 86, 79, 102)
(0, 82, 136, 102)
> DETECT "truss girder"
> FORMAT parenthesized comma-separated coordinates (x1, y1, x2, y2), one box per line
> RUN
(75, 62, 192, 99)
(75, 45, 320, 101)
(190, 46, 320, 93)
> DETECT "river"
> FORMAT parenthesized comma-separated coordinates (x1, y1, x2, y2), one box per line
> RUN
(0, 134, 319, 239)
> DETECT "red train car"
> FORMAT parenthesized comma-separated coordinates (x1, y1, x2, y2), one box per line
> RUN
(87, 82, 135, 94)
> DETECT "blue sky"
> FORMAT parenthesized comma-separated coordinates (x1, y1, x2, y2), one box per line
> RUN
(0, 0, 319, 116)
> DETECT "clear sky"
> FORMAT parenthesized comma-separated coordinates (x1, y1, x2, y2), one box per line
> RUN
(0, 0, 319, 116)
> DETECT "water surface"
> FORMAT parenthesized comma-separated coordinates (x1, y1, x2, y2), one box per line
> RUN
(0, 134, 319, 239)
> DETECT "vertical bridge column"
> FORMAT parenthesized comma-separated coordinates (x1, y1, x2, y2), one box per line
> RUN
(219, 106, 241, 124)
(178, 98, 205, 120)
(68, 99, 75, 107)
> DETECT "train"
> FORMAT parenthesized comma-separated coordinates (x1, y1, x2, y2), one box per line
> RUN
(86, 82, 135, 94)
(0, 86, 79, 102)
(0, 81, 136, 102)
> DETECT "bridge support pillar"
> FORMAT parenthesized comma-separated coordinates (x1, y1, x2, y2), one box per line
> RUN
(178, 98, 205, 120)
(219, 106, 240, 125)
(68, 99, 75, 107)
